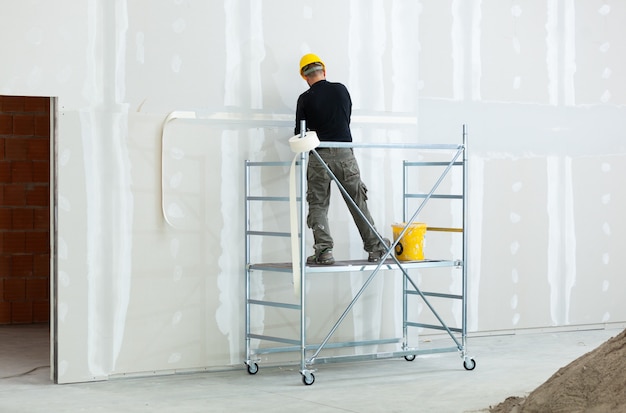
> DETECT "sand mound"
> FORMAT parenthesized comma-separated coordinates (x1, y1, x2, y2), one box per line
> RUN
(490, 328, 626, 413)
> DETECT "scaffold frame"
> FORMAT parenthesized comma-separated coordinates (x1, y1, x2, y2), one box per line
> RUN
(244, 125, 475, 385)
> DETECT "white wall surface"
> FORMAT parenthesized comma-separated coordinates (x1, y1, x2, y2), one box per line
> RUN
(1, 0, 625, 383)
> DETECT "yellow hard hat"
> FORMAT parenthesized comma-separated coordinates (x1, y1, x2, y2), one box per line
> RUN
(299, 53, 325, 79)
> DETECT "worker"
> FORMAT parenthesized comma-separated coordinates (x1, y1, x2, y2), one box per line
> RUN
(295, 53, 389, 265)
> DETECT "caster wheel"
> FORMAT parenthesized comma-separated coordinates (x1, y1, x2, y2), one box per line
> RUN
(404, 355, 416, 362)
(302, 372, 315, 385)
(246, 362, 259, 375)
(463, 357, 476, 371)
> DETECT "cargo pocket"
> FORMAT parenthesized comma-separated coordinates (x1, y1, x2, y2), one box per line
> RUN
(341, 158, 361, 181)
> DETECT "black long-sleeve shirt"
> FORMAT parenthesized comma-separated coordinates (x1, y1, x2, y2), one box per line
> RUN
(294, 79, 352, 142)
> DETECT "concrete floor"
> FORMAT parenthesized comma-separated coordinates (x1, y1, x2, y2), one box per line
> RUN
(0, 324, 622, 413)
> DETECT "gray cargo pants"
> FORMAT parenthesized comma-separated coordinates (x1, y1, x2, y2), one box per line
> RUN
(306, 147, 385, 255)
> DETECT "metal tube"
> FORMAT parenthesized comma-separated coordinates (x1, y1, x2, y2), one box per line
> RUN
(299, 120, 307, 372)
(244, 160, 251, 362)
(461, 124, 469, 351)
(402, 160, 409, 349)
(318, 141, 462, 150)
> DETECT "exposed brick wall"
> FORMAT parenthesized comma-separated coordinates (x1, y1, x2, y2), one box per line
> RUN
(0, 96, 50, 324)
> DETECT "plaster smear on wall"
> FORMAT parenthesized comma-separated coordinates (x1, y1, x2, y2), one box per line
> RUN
(216, 130, 248, 363)
(546, 156, 576, 326)
(466, 156, 484, 332)
(215, 0, 266, 363)
(82, 0, 133, 377)
(346, 0, 387, 349)
(451, 0, 465, 100)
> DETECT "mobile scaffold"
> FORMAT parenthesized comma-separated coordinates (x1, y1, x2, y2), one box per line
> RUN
(244, 125, 475, 385)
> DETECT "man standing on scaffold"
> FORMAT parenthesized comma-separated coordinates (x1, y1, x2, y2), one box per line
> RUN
(295, 53, 389, 265)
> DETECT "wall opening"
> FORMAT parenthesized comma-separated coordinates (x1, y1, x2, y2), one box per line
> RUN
(0, 95, 52, 380)
(0, 95, 50, 325)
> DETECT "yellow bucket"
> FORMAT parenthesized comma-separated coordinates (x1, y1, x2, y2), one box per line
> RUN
(392, 222, 427, 261)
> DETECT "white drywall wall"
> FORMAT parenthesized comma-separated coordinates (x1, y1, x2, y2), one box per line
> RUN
(1, 0, 624, 383)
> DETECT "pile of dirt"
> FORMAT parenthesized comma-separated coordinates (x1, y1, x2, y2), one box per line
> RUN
(489, 328, 626, 413)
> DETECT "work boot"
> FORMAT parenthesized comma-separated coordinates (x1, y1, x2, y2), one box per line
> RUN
(306, 249, 335, 265)
(368, 238, 391, 262)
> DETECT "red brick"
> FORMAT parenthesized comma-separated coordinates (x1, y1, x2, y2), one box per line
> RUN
(5, 138, 29, 159)
(34, 115, 50, 138)
(33, 208, 49, 230)
(11, 161, 33, 183)
(0, 254, 11, 274)
(32, 300, 49, 323)
(13, 208, 34, 230)
(33, 254, 50, 277)
(0, 160, 11, 181)
(11, 255, 33, 277)
(32, 161, 49, 182)
(25, 232, 49, 253)
(11, 208, 34, 230)
(0, 301, 11, 324)
(13, 115, 35, 136)
(0, 115, 12, 135)
(4, 278, 25, 301)
(4, 184, 26, 206)
(1, 96, 25, 112)
(28, 138, 49, 160)
(3, 232, 25, 253)
(29, 138, 50, 160)
(26, 185, 49, 207)
(27, 278, 47, 300)
(24, 97, 48, 113)
(11, 301, 32, 323)
(0, 208, 11, 230)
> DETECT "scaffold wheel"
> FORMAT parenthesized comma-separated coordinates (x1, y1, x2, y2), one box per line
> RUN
(246, 362, 259, 375)
(404, 355, 416, 361)
(463, 357, 476, 371)
(302, 372, 315, 385)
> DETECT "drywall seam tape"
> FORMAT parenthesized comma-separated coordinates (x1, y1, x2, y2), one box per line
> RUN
(288, 131, 320, 294)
